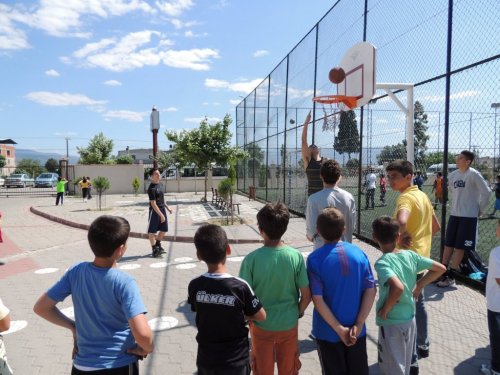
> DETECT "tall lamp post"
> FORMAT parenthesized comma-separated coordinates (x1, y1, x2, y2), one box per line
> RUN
(492, 103, 500, 173)
(150, 106, 160, 169)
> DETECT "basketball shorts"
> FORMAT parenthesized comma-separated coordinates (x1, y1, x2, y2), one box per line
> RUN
(445, 215, 477, 251)
(147, 207, 168, 233)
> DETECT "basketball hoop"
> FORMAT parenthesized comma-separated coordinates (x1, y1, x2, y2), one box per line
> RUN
(313, 95, 357, 132)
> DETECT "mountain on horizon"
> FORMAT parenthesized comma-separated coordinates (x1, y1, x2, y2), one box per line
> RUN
(15, 149, 79, 165)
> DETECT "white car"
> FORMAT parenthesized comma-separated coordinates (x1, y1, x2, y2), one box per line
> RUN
(5, 174, 35, 188)
(0, 177, 4, 187)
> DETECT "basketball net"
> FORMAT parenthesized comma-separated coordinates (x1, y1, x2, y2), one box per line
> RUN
(321, 101, 346, 133)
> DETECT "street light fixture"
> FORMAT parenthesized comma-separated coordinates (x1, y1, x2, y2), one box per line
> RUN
(150, 106, 160, 169)
(192, 163, 197, 195)
(492, 103, 500, 173)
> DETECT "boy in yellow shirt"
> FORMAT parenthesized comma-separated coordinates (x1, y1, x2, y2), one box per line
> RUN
(386, 160, 440, 375)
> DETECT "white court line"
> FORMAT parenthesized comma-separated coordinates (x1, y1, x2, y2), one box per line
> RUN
(148, 316, 179, 331)
(34, 268, 59, 274)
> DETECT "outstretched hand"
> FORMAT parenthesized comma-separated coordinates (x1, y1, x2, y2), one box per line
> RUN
(399, 231, 412, 248)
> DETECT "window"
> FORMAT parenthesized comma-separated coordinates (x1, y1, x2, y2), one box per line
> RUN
(6, 150, 10, 156)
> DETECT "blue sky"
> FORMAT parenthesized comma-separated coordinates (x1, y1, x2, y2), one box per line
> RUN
(0, 0, 335, 156)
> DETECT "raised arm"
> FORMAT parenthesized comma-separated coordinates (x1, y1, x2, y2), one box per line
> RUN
(413, 261, 446, 299)
(477, 174, 492, 215)
(301, 111, 312, 169)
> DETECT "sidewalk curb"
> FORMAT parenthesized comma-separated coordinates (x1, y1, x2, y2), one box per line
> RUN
(30, 206, 263, 245)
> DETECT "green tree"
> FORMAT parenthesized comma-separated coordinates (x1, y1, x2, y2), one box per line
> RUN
(15, 158, 44, 177)
(376, 143, 407, 165)
(157, 149, 185, 171)
(92, 176, 110, 210)
(45, 158, 59, 172)
(334, 110, 360, 159)
(345, 158, 360, 176)
(77, 132, 114, 164)
(424, 151, 456, 168)
(115, 154, 134, 164)
(0, 154, 5, 168)
(245, 142, 265, 178)
(166, 115, 248, 202)
(408, 101, 429, 167)
(132, 176, 140, 196)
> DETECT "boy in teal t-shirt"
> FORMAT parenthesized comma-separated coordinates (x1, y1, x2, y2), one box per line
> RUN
(239, 202, 311, 374)
(372, 216, 445, 375)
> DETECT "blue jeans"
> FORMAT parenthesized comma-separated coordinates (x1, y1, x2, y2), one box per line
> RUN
(488, 309, 500, 372)
(411, 281, 428, 369)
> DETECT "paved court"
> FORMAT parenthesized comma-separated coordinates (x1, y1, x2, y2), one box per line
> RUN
(0, 193, 493, 374)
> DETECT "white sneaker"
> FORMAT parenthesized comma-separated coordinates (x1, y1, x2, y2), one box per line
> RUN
(480, 364, 500, 375)
(436, 276, 456, 288)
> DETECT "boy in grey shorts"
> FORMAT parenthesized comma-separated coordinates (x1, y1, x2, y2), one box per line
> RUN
(372, 216, 445, 375)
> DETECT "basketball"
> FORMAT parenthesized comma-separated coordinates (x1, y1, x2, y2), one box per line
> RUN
(329, 67, 345, 84)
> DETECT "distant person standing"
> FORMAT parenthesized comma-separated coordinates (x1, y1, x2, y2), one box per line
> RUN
(432, 172, 444, 209)
(147, 169, 173, 258)
(78, 177, 90, 202)
(301, 111, 324, 197)
(86, 177, 92, 200)
(365, 169, 377, 209)
(413, 172, 424, 191)
(380, 173, 387, 206)
(56, 177, 68, 206)
(437, 150, 492, 288)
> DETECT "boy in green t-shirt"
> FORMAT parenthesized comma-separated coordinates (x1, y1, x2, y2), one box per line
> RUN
(56, 176, 68, 206)
(372, 216, 445, 375)
(239, 202, 311, 375)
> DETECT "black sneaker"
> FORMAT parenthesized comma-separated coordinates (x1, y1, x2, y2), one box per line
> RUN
(152, 246, 162, 258)
(158, 244, 166, 254)
(417, 345, 429, 359)
(410, 366, 419, 375)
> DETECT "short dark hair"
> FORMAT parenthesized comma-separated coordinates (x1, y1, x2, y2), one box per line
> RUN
(257, 202, 290, 241)
(149, 168, 159, 176)
(460, 150, 474, 162)
(386, 160, 414, 177)
(194, 224, 228, 264)
(372, 216, 400, 245)
(58, 176, 62, 181)
(88, 216, 130, 257)
(317, 208, 345, 242)
(320, 160, 341, 184)
(437, 172, 442, 177)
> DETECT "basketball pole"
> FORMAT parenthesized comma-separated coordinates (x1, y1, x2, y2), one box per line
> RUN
(375, 83, 415, 165)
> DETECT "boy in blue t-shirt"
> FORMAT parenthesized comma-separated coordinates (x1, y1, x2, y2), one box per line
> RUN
(307, 207, 376, 375)
(34, 215, 153, 375)
(372, 216, 445, 375)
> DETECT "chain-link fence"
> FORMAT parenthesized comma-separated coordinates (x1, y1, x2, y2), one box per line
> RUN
(236, 0, 499, 267)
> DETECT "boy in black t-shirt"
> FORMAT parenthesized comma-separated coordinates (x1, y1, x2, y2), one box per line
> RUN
(147, 168, 173, 257)
(188, 224, 266, 375)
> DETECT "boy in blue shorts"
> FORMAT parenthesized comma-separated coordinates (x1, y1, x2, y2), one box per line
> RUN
(372, 216, 445, 375)
(147, 168, 173, 258)
(307, 207, 376, 375)
(188, 224, 266, 375)
(239, 202, 311, 375)
(34, 215, 153, 374)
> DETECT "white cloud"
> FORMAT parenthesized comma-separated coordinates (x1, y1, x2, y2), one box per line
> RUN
(229, 99, 241, 105)
(25, 91, 107, 107)
(205, 78, 263, 94)
(165, 106, 178, 112)
(170, 19, 199, 29)
(253, 49, 269, 58)
(184, 30, 207, 38)
(184, 116, 221, 123)
(104, 80, 122, 86)
(156, 0, 194, 17)
(0, 4, 31, 50)
(66, 31, 217, 72)
(103, 110, 146, 122)
(419, 90, 480, 103)
(162, 48, 219, 71)
(45, 69, 60, 77)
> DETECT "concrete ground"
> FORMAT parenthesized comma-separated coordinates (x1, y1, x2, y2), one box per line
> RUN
(0, 192, 492, 374)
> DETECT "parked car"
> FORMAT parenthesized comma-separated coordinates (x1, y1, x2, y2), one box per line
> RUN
(0, 176, 5, 187)
(35, 173, 59, 188)
(5, 174, 35, 188)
